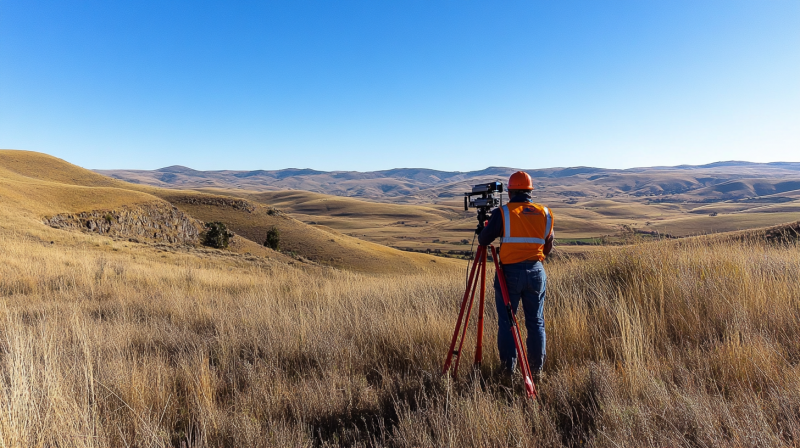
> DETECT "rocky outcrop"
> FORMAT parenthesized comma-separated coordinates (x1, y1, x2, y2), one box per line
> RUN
(169, 195, 255, 212)
(44, 202, 203, 244)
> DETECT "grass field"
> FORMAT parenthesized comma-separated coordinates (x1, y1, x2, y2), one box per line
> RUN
(644, 212, 800, 237)
(1, 209, 799, 446)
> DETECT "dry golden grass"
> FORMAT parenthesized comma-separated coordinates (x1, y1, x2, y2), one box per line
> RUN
(1, 209, 799, 446)
(0, 150, 121, 188)
(0, 158, 161, 217)
(645, 212, 800, 237)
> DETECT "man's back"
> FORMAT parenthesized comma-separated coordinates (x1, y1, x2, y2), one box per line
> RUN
(478, 191, 554, 262)
(498, 201, 553, 264)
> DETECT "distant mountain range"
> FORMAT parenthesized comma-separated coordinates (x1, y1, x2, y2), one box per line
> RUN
(96, 161, 800, 204)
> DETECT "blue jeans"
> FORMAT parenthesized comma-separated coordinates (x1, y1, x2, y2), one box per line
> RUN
(494, 260, 547, 372)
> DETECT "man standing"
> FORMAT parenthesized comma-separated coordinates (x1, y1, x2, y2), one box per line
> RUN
(478, 171, 554, 383)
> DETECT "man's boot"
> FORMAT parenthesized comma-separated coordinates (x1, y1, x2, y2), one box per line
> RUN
(532, 370, 545, 387)
(498, 368, 514, 389)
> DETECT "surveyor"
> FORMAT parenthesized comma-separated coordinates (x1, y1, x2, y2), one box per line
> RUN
(478, 170, 554, 384)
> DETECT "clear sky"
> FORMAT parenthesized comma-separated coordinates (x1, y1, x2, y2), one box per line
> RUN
(1, 1, 798, 172)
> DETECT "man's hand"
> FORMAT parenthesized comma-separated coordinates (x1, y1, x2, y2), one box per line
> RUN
(543, 234, 554, 256)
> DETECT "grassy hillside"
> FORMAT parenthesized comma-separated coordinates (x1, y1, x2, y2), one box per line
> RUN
(1, 149, 121, 187)
(0, 150, 161, 215)
(157, 191, 457, 273)
(0, 150, 454, 273)
(212, 189, 478, 254)
(644, 212, 800, 237)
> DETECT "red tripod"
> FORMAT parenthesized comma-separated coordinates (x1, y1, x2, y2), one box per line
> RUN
(441, 244, 537, 399)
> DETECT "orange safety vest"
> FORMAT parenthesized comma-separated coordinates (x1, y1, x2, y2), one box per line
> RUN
(499, 202, 553, 264)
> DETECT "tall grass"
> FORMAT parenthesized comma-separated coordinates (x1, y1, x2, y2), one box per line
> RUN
(0, 230, 798, 447)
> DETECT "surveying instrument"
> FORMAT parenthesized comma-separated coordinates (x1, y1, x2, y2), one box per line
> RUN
(441, 181, 537, 399)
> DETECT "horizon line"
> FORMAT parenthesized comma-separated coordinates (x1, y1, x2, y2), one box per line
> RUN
(92, 160, 800, 175)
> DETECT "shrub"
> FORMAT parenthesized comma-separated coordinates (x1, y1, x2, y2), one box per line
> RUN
(202, 222, 233, 248)
(264, 226, 280, 250)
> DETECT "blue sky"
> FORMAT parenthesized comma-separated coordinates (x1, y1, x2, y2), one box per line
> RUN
(1, 1, 798, 171)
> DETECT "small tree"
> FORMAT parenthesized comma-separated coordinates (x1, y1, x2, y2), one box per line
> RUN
(202, 222, 233, 248)
(264, 226, 280, 250)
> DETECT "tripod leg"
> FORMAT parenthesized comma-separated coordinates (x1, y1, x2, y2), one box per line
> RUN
(442, 245, 485, 376)
(490, 246, 537, 399)
(474, 247, 487, 367)
(453, 252, 483, 377)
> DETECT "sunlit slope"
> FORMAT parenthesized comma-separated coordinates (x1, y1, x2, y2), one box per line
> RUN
(193, 189, 480, 252)
(645, 212, 800, 237)
(157, 191, 460, 273)
(0, 150, 163, 216)
(203, 190, 622, 249)
(0, 150, 457, 273)
(0, 150, 121, 187)
(236, 190, 451, 221)
(684, 219, 800, 244)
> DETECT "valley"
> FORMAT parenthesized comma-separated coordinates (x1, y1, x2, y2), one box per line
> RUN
(98, 162, 800, 256)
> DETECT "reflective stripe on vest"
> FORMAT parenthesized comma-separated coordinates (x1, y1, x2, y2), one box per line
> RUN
(501, 237, 547, 244)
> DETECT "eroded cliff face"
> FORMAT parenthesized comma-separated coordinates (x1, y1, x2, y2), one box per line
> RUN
(44, 202, 203, 244)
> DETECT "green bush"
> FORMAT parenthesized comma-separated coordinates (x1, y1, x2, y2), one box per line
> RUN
(202, 222, 233, 249)
(264, 226, 280, 250)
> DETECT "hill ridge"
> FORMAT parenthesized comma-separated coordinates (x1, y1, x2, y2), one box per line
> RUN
(96, 160, 800, 203)
(100, 160, 800, 178)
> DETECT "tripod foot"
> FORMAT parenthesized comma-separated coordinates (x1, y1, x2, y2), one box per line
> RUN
(523, 376, 536, 398)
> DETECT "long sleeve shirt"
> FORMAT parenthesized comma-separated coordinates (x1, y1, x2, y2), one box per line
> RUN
(478, 191, 554, 258)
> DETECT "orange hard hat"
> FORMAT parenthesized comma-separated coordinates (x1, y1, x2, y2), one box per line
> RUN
(508, 171, 534, 190)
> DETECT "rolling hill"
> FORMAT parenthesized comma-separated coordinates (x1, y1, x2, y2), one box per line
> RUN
(0, 150, 458, 273)
(5, 149, 800, 260)
(97, 161, 800, 204)
(95, 159, 800, 250)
